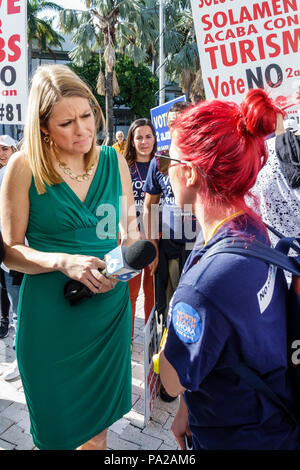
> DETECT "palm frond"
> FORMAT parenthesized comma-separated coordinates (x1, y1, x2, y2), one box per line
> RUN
(68, 44, 93, 67)
(72, 22, 96, 46)
(59, 10, 91, 33)
(124, 44, 147, 65)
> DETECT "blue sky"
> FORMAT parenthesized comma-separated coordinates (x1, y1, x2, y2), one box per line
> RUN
(54, 0, 86, 10)
(44, 0, 86, 17)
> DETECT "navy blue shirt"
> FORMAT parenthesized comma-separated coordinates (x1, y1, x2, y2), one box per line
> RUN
(129, 161, 151, 233)
(143, 157, 199, 245)
(164, 214, 300, 449)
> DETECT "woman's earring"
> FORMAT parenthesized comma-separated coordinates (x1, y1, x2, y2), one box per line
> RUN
(43, 135, 50, 144)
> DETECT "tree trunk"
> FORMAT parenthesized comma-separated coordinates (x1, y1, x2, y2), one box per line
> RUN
(105, 71, 114, 146)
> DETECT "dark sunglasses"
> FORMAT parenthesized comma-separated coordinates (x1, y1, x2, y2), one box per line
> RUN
(155, 153, 189, 175)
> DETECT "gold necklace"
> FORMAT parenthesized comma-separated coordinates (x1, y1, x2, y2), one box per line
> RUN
(56, 157, 96, 182)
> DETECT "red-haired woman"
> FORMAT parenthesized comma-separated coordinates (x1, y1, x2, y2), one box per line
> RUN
(158, 90, 300, 450)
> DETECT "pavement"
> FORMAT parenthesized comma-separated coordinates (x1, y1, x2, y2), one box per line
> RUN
(0, 289, 179, 451)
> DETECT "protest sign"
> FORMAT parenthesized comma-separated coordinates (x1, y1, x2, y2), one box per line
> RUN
(0, 0, 27, 124)
(151, 95, 186, 151)
(143, 308, 162, 426)
(191, 0, 300, 118)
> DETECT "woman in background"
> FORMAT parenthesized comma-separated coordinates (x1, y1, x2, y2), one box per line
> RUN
(124, 118, 157, 346)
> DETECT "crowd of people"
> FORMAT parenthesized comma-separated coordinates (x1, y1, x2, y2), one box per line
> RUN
(0, 63, 299, 450)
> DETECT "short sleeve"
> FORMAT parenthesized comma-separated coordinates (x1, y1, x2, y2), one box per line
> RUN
(143, 158, 162, 195)
(164, 283, 231, 391)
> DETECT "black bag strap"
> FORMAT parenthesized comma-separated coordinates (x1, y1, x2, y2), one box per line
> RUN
(264, 222, 289, 241)
(201, 237, 300, 276)
(264, 223, 300, 256)
(201, 233, 300, 427)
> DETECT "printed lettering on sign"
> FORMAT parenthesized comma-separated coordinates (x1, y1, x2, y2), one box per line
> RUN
(150, 96, 186, 151)
(190, 0, 300, 118)
(144, 308, 162, 426)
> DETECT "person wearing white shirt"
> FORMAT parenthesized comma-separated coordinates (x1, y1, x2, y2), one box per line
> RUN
(0, 135, 21, 381)
(249, 114, 300, 248)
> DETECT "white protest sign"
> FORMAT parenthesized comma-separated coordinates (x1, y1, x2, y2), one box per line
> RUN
(143, 308, 162, 427)
(0, 0, 28, 124)
(191, 0, 300, 117)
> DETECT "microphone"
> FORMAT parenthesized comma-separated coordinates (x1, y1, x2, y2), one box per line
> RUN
(64, 240, 156, 305)
(103, 240, 156, 281)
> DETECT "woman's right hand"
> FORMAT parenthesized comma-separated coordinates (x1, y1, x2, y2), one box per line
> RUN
(59, 253, 117, 294)
(171, 395, 192, 450)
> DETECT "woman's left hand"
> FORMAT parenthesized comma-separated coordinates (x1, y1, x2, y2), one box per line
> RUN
(59, 253, 118, 294)
(90, 265, 119, 294)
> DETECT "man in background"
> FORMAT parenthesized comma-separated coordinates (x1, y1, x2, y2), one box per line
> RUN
(0, 135, 22, 381)
(112, 130, 126, 155)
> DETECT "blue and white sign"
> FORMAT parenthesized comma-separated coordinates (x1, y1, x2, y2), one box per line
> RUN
(150, 96, 186, 151)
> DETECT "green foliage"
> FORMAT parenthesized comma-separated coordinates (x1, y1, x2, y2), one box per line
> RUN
(68, 56, 105, 111)
(163, 1, 198, 79)
(27, 0, 64, 48)
(59, 0, 200, 134)
(115, 55, 158, 119)
(68, 54, 158, 119)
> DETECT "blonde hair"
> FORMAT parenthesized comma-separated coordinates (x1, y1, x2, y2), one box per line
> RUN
(23, 64, 105, 194)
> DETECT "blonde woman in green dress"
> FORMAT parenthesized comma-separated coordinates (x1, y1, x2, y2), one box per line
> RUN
(0, 64, 139, 450)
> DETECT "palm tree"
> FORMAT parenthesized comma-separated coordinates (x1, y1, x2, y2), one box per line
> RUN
(159, 0, 204, 103)
(27, 0, 64, 77)
(132, 0, 204, 103)
(60, 0, 158, 145)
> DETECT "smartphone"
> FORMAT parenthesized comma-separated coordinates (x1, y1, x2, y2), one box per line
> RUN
(184, 434, 193, 450)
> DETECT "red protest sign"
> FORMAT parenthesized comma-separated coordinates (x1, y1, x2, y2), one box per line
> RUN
(191, 0, 300, 116)
(0, 1, 21, 14)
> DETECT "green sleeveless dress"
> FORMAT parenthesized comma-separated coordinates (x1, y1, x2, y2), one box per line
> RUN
(16, 146, 132, 450)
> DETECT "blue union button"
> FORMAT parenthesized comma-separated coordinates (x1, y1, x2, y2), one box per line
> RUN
(172, 302, 202, 344)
